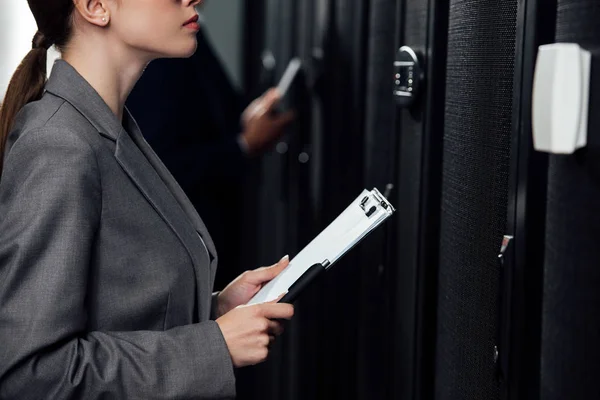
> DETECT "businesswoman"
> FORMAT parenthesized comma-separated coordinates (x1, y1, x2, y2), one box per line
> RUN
(0, 0, 294, 398)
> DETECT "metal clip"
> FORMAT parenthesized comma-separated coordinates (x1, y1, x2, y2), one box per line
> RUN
(360, 196, 371, 211)
(372, 188, 396, 212)
(365, 206, 377, 217)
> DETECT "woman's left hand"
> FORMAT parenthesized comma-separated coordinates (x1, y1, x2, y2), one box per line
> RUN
(216, 255, 290, 317)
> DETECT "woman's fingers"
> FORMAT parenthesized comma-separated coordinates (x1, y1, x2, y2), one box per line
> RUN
(259, 302, 295, 321)
(247, 255, 290, 284)
(266, 319, 285, 336)
(217, 302, 293, 368)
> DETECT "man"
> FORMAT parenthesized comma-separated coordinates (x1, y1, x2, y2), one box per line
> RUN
(127, 26, 294, 289)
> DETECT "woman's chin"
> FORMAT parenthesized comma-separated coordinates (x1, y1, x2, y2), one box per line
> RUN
(161, 40, 198, 59)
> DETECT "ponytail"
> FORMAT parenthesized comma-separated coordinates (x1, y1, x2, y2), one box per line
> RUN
(0, 31, 50, 177)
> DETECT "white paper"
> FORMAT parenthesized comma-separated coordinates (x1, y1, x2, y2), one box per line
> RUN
(248, 188, 395, 305)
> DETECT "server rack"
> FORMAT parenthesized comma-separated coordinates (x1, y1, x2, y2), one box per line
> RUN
(240, 0, 372, 399)
(390, 0, 449, 399)
(239, 1, 600, 399)
(502, 0, 556, 399)
(540, 1, 600, 399)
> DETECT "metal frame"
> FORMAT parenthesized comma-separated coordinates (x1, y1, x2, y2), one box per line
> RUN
(391, 0, 449, 399)
(503, 0, 557, 398)
(315, 1, 371, 399)
(414, 4, 450, 399)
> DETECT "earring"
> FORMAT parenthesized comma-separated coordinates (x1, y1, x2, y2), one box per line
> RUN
(102, 17, 107, 22)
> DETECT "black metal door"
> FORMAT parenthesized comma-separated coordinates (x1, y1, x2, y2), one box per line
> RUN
(239, 0, 371, 398)
(354, 0, 399, 399)
(384, 0, 450, 399)
(540, 2, 600, 399)
(237, 1, 300, 399)
(502, 0, 556, 399)
(434, 1, 520, 399)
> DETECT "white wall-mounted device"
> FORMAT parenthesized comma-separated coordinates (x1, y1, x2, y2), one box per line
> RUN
(532, 43, 591, 154)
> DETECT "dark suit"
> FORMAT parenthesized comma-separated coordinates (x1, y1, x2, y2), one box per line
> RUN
(0, 60, 235, 399)
(127, 29, 249, 290)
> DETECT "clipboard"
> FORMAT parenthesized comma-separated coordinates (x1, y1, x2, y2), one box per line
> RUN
(247, 188, 395, 305)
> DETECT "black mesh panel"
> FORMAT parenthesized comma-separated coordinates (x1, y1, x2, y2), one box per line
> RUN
(435, 0, 518, 398)
(541, 2, 600, 399)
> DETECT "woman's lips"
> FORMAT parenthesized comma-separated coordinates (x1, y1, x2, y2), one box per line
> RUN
(183, 14, 200, 30)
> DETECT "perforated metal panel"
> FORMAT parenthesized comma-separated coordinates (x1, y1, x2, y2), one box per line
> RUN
(435, 0, 518, 398)
(542, 2, 600, 399)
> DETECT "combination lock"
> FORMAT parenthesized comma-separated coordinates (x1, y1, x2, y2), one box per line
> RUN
(393, 46, 423, 108)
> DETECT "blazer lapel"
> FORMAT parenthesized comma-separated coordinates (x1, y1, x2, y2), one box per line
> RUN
(123, 111, 219, 266)
(44, 61, 219, 319)
(114, 129, 215, 308)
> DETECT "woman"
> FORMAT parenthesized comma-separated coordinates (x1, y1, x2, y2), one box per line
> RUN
(0, 0, 293, 398)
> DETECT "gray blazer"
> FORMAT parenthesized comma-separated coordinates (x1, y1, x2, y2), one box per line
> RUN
(0, 60, 236, 399)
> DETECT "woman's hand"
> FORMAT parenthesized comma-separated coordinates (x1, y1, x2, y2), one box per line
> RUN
(216, 301, 294, 368)
(216, 255, 290, 318)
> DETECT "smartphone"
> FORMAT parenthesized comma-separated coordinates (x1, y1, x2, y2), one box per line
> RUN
(276, 58, 303, 112)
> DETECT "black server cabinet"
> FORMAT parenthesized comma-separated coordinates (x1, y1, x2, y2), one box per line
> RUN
(355, 0, 400, 399)
(310, 2, 370, 400)
(434, 1, 520, 399)
(390, 0, 449, 399)
(540, 1, 600, 399)
(502, 1, 600, 399)
(502, 0, 556, 399)
(237, 1, 301, 399)
(240, 0, 372, 399)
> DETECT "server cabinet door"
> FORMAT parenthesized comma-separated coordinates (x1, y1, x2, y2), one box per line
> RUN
(502, 0, 555, 399)
(355, 0, 399, 399)
(540, 2, 600, 399)
(237, 1, 299, 399)
(434, 1, 520, 399)
(242, 0, 377, 398)
(309, 0, 370, 399)
(390, 1, 449, 399)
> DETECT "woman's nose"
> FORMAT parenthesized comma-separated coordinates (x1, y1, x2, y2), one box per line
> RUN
(186, 0, 203, 8)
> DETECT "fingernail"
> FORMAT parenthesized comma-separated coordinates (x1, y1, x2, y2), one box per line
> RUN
(280, 255, 289, 262)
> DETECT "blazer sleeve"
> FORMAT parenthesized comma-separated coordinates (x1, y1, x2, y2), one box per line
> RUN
(0, 128, 236, 399)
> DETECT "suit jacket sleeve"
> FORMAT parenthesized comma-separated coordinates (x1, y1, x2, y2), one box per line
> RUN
(0, 128, 236, 399)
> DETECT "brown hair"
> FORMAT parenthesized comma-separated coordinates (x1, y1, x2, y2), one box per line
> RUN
(0, 0, 75, 177)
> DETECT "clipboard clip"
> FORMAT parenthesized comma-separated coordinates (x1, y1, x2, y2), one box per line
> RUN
(370, 188, 396, 213)
(359, 196, 378, 217)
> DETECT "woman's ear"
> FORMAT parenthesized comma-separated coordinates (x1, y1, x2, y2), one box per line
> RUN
(72, 0, 110, 27)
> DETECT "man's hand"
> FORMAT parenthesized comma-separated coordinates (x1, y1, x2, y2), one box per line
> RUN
(241, 89, 295, 156)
